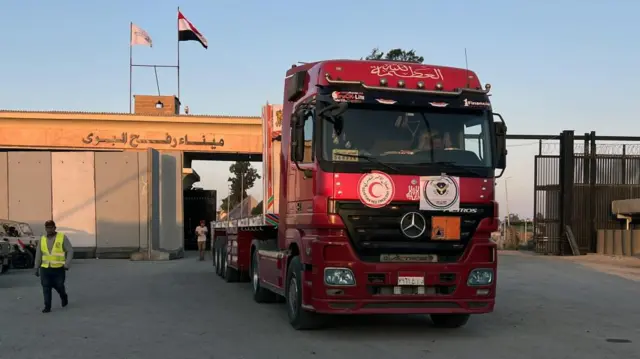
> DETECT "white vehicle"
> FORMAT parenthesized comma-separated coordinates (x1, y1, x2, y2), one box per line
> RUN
(0, 226, 13, 273)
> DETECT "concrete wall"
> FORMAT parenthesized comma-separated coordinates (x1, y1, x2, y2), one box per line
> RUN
(0, 153, 8, 219)
(8, 152, 52, 237)
(596, 229, 640, 256)
(0, 151, 183, 259)
(94, 152, 141, 258)
(159, 151, 183, 252)
(52, 152, 96, 252)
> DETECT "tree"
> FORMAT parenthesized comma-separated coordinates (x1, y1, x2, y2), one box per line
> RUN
(219, 161, 260, 212)
(251, 200, 264, 215)
(364, 47, 424, 63)
(508, 213, 521, 223)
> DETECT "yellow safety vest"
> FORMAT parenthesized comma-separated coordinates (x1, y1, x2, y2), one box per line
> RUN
(40, 232, 66, 268)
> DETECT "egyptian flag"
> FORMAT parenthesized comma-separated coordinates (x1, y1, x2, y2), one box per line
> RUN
(178, 11, 208, 49)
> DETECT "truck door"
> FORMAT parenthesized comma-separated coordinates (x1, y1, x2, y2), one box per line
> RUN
(293, 110, 316, 219)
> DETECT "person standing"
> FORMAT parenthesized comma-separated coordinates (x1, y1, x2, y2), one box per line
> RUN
(195, 220, 208, 261)
(34, 220, 74, 313)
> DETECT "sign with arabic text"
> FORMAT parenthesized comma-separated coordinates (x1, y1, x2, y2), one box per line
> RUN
(81, 132, 224, 149)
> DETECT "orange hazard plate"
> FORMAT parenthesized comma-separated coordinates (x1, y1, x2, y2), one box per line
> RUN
(431, 216, 461, 240)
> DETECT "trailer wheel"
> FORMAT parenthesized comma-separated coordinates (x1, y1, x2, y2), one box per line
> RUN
(214, 241, 222, 276)
(223, 245, 239, 283)
(286, 256, 323, 330)
(251, 249, 277, 303)
(225, 264, 239, 282)
(430, 314, 470, 328)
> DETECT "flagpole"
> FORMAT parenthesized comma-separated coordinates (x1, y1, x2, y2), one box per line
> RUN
(129, 21, 133, 114)
(177, 7, 181, 112)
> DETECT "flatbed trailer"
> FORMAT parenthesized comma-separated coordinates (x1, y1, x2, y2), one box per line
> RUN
(212, 59, 507, 330)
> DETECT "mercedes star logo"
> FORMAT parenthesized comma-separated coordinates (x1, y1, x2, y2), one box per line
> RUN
(400, 212, 427, 239)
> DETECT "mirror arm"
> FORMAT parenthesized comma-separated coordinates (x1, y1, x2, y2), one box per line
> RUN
(294, 160, 303, 171)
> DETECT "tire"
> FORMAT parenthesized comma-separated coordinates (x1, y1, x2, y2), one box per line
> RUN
(251, 249, 277, 303)
(210, 243, 216, 268)
(286, 256, 323, 330)
(25, 251, 34, 268)
(223, 244, 239, 282)
(430, 314, 470, 328)
(220, 245, 227, 279)
(225, 264, 239, 282)
(214, 242, 222, 276)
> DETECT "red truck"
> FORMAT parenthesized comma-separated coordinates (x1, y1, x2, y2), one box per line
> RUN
(212, 59, 507, 330)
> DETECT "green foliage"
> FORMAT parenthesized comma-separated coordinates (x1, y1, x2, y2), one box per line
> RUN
(219, 161, 260, 212)
(364, 48, 424, 63)
(251, 200, 264, 215)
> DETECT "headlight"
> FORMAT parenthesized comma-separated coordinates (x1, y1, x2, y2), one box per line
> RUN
(324, 268, 356, 286)
(467, 268, 494, 286)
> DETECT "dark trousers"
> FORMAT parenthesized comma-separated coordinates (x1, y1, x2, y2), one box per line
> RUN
(40, 267, 67, 309)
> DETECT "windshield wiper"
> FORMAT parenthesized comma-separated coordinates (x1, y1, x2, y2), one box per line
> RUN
(424, 161, 487, 177)
(337, 153, 400, 173)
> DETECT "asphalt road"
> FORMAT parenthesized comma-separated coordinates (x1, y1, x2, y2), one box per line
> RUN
(1, 251, 639, 359)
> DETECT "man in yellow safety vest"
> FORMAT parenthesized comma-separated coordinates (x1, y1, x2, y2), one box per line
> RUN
(34, 220, 74, 313)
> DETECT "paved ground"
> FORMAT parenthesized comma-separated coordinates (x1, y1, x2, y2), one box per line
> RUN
(1, 251, 639, 359)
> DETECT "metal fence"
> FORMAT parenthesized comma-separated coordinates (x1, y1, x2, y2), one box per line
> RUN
(509, 131, 640, 255)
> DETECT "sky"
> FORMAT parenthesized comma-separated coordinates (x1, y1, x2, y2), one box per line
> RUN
(2, 0, 639, 218)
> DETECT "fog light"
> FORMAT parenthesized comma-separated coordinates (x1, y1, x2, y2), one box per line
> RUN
(476, 289, 490, 296)
(467, 268, 494, 286)
(324, 268, 356, 286)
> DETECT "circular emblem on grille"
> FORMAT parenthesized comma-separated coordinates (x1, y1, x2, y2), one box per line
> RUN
(357, 171, 395, 208)
(400, 212, 427, 239)
(423, 176, 459, 210)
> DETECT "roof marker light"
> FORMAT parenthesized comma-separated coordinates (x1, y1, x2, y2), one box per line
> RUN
(397, 80, 405, 88)
(435, 82, 444, 90)
(417, 81, 425, 89)
(380, 78, 388, 86)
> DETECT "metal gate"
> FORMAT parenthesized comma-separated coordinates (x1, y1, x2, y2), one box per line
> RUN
(533, 155, 562, 254)
(529, 131, 640, 255)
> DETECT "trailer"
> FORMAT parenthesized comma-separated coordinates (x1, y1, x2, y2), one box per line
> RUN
(213, 59, 507, 330)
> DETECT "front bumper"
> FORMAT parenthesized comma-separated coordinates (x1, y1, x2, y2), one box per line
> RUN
(302, 238, 497, 315)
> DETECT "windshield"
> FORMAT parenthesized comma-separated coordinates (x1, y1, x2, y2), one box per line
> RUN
(19, 223, 33, 236)
(321, 106, 493, 168)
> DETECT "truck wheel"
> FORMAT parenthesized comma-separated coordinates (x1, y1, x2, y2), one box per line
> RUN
(286, 256, 323, 330)
(430, 314, 470, 328)
(251, 249, 276, 303)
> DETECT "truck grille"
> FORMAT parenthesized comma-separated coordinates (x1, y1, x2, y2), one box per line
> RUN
(335, 201, 493, 262)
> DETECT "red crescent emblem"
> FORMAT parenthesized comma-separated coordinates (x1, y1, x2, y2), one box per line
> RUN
(368, 181, 382, 198)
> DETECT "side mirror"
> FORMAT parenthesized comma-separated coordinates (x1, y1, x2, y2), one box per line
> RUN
(493, 120, 507, 169)
(316, 102, 348, 121)
(290, 113, 306, 162)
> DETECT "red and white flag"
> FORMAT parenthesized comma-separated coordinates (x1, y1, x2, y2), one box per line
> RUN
(178, 11, 208, 49)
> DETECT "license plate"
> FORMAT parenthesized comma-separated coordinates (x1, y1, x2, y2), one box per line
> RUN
(398, 276, 425, 286)
(380, 254, 438, 263)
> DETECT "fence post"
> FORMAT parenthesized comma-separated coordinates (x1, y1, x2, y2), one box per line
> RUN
(558, 130, 575, 255)
(589, 131, 597, 252)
